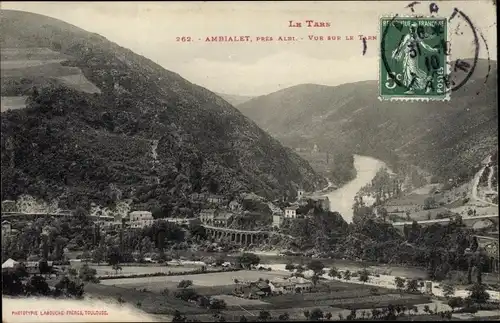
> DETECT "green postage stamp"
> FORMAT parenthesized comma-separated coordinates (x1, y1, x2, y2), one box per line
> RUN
(379, 16, 450, 101)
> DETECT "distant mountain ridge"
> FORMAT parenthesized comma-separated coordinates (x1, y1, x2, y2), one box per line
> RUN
(238, 61, 498, 182)
(0, 10, 326, 210)
(215, 92, 254, 106)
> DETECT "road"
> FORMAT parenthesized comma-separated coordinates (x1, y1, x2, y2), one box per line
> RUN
(471, 159, 498, 206)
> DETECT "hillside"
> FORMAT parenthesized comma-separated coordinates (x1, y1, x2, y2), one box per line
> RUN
(215, 92, 254, 106)
(0, 10, 326, 210)
(238, 62, 498, 183)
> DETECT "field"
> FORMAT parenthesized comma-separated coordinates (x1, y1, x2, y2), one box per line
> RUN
(98, 270, 289, 292)
(1, 96, 28, 112)
(71, 263, 203, 277)
(57, 74, 101, 94)
(1, 59, 68, 69)
(0, 47, 101, 95)
(86, 268, 435, 321)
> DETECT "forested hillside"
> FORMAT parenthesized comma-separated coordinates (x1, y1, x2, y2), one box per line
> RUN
(0, 10, 326, 210)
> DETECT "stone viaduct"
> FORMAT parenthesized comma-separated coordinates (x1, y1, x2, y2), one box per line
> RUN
(202, 224, 296, 246)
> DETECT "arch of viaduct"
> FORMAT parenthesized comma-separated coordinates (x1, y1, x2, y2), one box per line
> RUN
(202, 225, 296, 246)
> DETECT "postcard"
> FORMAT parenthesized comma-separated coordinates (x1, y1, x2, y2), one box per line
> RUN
(1, 1, 498, 322)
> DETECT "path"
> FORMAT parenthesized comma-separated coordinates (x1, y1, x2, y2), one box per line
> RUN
(150, 139, 160, 184)
(471, 162, 497, 206)
(487, 165, 497, 193)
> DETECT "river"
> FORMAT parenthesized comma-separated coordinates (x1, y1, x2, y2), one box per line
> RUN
(325, 155, 389, 223)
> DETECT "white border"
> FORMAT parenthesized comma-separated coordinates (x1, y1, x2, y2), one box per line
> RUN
(378, 14, 451, 102)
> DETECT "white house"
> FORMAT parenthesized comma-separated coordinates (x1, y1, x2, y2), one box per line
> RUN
(200, 209, 218, 224)
(213, 211, 234, 227)
(2, 220, 12, 235)
(228, 200, 241, 211)
(207, 195, 225, 204)
(269, 277, 313, 294)
(129, 211, 154, 229)
(284, 206, 299, 219)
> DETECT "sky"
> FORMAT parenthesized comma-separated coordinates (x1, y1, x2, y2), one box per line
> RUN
(1, 1, 497, 96)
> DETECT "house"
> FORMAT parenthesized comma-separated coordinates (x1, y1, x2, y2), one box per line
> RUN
(2, 220, 12, 234)
(165, 218, 197, 226)
(239, 281, 271, 299)
(190, 193, 207, 202)
(200, 209, 218, 224)
(297, 189, 305, 200)
(1, 200, 17, 212)
(213, 211, 234, 227)
(228, 200, 241, 211)
(284, 206, 299, 219)
(272, 214, 283, 229)
(129, 211, 155, 229)
(207, 195, 225, 204)
(2, 258, 19, 269)
(269, 277, 313, 294)
(290, 276, 313, 292)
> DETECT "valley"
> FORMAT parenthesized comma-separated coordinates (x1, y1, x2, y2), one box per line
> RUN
(1, 5, 499, 323)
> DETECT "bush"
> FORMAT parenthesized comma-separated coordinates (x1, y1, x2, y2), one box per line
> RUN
(177, 280, 193, 289)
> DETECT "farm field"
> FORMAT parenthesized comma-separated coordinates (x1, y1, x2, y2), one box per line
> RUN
(57, 74, 101, 93)
(84, 283, 206, 315)
(1, 96, 28, 112)
(0, 47, 71, 60)
(99, 270, 289, 288)
(71, 263, 202, 277)
(1, 62, 82, 78)
(1, 59, 68, 69)
(212, 294, 270, 306)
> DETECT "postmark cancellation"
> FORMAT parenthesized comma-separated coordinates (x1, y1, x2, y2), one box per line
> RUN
(379, 16, 450, 101)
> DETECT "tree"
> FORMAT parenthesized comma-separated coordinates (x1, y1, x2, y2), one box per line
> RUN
(92, 245, 106, 265)
(209, 298, 227, 310)
(38, 259, 51, 277)
(177, 280, 193, 289)
(424, 197, 436, 210)
(448, 297, 464, 311)
(309, 308, 324, 321)
(79, 264, 99, 282)
(394, 276, 406, 291)
(423, 305, 430, 314)
(442, 282, 455, 298)
(325, 312, 332, 320)
(467, 283, 490, 304)
(107, 246, 121, 266)
(307, 260, 325, 276)
(257, 311, 271, 322)
(358, 268, 370, 283)
(25, 275, 50, 296)
(406, 279, 419, 293)
(2, 270, 24, 296)
(239, 316, 248, 322)
(278, 313, 290, 321)
(328, 267, 338, 278)
(343, 270, 351, 280)
(285, 263, 295, 271)
(112, 264, 122, 275)
(303, 310, 310, 320)
(172, 310, 187, 323)
(237, 253, 260, 269)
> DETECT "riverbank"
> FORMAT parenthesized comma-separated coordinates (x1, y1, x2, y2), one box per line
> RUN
(264, 263, 500, 302)
(323, 155, 390, 223)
